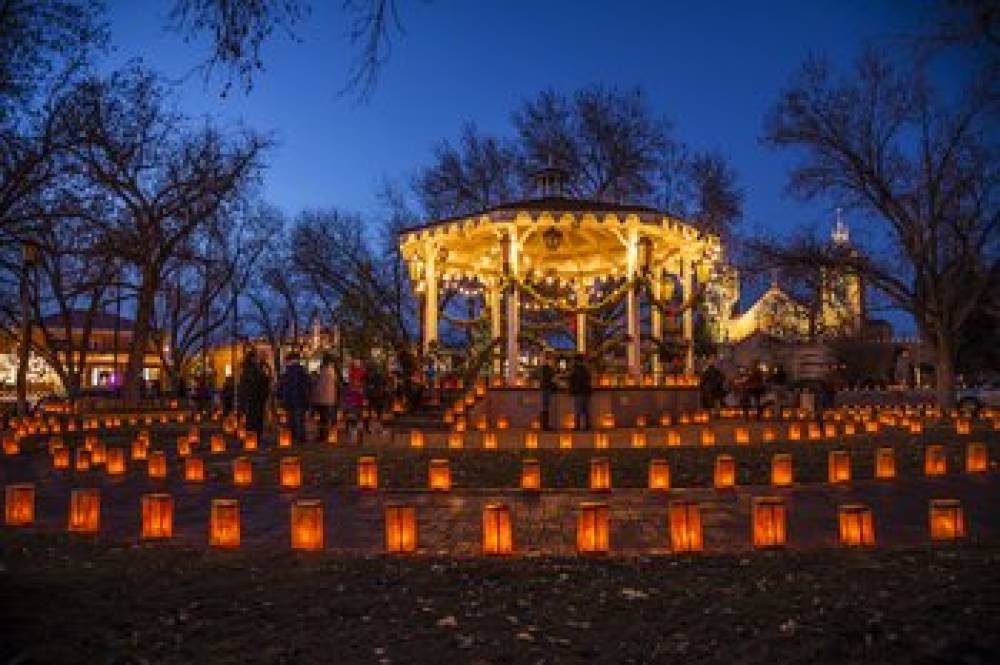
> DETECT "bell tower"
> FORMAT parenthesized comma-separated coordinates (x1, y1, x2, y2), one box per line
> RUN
(820, 209, 863, 335)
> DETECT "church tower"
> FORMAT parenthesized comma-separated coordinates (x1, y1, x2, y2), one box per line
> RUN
(820, 210, 864, 336)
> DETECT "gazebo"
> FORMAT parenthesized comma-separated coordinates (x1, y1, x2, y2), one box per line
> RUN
(399, 169, 722, 384)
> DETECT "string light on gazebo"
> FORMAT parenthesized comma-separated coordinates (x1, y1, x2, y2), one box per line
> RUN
(400, 194, 721, 381)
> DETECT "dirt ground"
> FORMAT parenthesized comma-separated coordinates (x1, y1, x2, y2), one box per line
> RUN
(2, 531, 999, 665)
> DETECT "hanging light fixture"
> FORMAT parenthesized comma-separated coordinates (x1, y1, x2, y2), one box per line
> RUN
(543, 225, 563, 251)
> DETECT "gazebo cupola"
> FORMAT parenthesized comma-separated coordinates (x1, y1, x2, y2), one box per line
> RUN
(533, 160, 569, 198)
(399, 185, 721, 384)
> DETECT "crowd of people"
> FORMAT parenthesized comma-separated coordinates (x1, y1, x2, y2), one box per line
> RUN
(157, 344, 848, 443)
(533, 351, 845, 428)
(139, 341, 452, 448)
(214, 349, 393, 447)
(701, 361, 840, 417)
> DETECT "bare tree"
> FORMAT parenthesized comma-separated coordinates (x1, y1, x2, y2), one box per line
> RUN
(760, 50, 998, 407)
(288, 207, 417, 381)
(0, 210, 115, 398)
(376, 179, 419, 339)
(914, 0, 1000, 58)
(413, 124, 520, 218)
(0, 0, 106, 412)
(169, 0, 403, 99)
(54, 65, 270, 402)
(341, 0, 404, 101)
(415, 86, 744, 238)
(244, 235, 316, 374)
(681, 151, 744, 243)
(515, 86, 671, 202)
(0, 0, 107, 121)
(0, 201, 115, 399)
(151, 211, 272, 390)
(291, 209, 400, 346)
(168, 0, 308, 95)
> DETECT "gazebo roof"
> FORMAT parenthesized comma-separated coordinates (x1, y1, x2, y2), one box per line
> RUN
(399, 195, 721, 285)
(403, 196, 664, 234)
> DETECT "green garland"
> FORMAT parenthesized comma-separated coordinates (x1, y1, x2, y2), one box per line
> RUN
(520, 318, 569, 332)
(514, 274, 701, 317)
(589, 315, 623, 329)
(516, 276, 639, 314)
(440, 311, 488, 327)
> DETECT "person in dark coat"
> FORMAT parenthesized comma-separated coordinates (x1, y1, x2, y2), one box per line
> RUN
(364, 362, 386, 431)
(221, 375, 235, 414)
(701, 362, 726, 410)
(238, 349, 269, 442)
(277, 351, 311, 445)
(772, 364, 787, 387)
(568, 353, 592, 430)
(538, 353, 557, 430)
(747, 366, 766, 416)
(194, 375, 212, 414)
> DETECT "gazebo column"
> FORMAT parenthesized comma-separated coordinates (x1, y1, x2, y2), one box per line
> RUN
(682, 259, 694, 374)
(625, 227, 640, 376)
(422, 246, 438, 353)
(575, 283, 588, 354)
(504, 231, 520, 384)
(488, 282, 503, 376)
(650, 273, 663, 375)
(626, 287, 640, 375)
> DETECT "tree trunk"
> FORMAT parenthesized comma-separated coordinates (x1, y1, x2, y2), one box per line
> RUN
(174, 359, 185, 392)
(934, 332, 957, 410)
(15, 267, 32, 416)
(15, 328, 31, 416)
(65, 371, 82, 406)
(124, 277, 158, 404)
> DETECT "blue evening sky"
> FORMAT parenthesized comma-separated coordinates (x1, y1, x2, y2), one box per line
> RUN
(102, 1, 937, 330)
